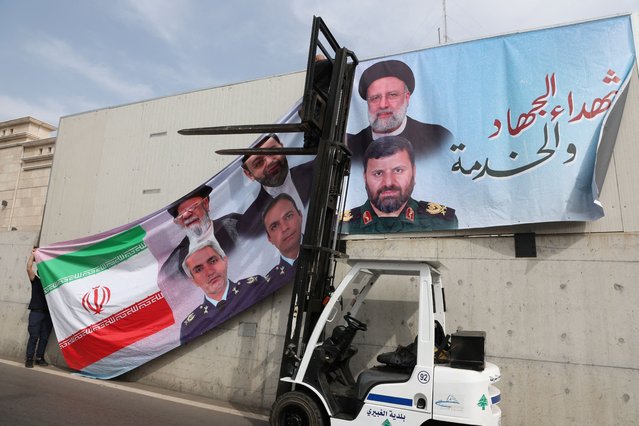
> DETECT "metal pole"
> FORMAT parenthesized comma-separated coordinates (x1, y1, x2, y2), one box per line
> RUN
(442, 0, 448, 43)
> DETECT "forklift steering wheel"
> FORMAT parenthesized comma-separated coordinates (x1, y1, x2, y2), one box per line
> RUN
(344, 313, 367, 331)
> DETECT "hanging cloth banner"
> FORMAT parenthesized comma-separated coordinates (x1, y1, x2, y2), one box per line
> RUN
(37, 103, 311, 378)
(342, 15, 636, 234)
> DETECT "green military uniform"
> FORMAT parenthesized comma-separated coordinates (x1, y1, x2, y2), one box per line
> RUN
(341, 198, 458, 234)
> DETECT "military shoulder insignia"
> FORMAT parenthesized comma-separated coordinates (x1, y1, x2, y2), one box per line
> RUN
(244, 276, 258, 285)
(426, 202, 447, 215)
(362, 210, 373, 225)
(183, 311, 196, 326)
(405, 206, 415, 222)
(418, 201, 456, 220)
(345, 207, 362, 221)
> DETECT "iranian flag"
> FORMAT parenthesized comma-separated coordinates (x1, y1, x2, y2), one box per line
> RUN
(37, 225, 175, 373)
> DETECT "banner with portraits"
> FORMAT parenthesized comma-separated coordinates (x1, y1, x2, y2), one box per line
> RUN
(342, 15, 636, 234)
(36, 103, 313, 378)
(34, 16, 634, 378)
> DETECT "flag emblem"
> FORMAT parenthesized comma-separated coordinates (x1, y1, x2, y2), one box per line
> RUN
(82, 285, 111, 314)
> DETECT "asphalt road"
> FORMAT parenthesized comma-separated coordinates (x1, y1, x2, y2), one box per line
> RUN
(0, 358, 269, 426)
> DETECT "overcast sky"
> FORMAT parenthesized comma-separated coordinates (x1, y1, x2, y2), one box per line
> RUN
(1, 0, 638, 127)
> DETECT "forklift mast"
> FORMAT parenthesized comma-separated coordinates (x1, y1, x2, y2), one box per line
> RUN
(178, 17, 358, 398)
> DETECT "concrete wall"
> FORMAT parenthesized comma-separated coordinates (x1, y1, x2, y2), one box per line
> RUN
(0, 61, 636, 425)
(345, 234, 639, 425)
(0, 231, 40, 360)
(40, 74, 305, 242)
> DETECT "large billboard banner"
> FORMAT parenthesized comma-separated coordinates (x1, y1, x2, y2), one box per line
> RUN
(343, 16, 635, 233)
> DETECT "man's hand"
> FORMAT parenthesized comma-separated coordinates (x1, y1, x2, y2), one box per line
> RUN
(27, 248, 37, 281)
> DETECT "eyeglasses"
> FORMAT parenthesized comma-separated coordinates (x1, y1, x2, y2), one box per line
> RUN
(174, 198, 207, 222)
(367, 91, 406, 104)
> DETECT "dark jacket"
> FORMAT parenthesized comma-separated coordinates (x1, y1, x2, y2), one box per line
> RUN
(28, 276, 49, 312)
(347, 116, 452, 166)
(179, 268, 290, 344)
(236, 160, 315, 238)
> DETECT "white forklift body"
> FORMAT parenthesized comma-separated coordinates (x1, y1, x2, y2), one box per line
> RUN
(276, 260, 502, 425)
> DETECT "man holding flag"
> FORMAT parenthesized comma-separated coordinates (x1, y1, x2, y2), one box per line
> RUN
(25, 248, 53, 368)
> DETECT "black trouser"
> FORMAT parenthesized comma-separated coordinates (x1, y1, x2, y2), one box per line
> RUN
(26, 310, 53, 360)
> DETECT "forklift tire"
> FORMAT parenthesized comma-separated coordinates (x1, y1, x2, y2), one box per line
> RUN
(270, 391, 326, 426)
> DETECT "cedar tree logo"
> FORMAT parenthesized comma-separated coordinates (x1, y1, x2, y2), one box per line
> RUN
(82, 285, 111, 314)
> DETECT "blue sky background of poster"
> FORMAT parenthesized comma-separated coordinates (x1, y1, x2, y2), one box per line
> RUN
(344, 16, 636, 229)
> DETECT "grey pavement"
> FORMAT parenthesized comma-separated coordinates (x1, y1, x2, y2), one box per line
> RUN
(0, 358, 269, 426)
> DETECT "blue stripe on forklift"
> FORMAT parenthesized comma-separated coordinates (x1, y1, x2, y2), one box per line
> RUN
(491, 393, 501, 404)
(367, 393, 413, 407)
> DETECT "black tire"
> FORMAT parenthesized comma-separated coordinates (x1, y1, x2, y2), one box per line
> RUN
(270, 390, 326, 426)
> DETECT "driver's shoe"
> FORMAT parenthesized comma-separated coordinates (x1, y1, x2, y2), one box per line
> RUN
(377, 341, 417, 369)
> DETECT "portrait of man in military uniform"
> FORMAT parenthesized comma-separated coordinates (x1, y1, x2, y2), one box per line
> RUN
(179, 238, 285, 345)
(342, 135, 458, 234)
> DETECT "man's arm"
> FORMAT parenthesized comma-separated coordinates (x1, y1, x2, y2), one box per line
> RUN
(27, 249, 36, 281)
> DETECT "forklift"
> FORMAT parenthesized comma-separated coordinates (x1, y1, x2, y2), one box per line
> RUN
(179, 17, 502, 426)
(270, 259, 502, 425)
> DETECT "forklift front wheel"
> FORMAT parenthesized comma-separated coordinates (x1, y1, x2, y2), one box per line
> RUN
(270, 390, 327, 426)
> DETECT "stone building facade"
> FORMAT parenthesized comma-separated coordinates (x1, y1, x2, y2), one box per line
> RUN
(0, 117, 56, 233)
